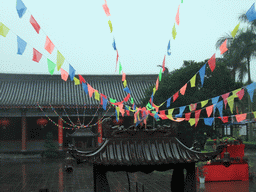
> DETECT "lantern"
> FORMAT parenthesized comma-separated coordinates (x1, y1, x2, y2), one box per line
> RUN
(37, 117, 48, 128)
(0, 118, 10, 129)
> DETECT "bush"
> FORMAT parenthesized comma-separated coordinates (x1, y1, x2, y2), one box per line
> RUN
(43, 132, 58, 159)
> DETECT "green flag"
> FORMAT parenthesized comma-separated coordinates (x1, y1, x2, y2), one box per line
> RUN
(119, 62, 122, 74)
(47, 59, 56, 75)
(131, 98, 134, 104)
(109, 98, 116, 103)
(159, 68, 162, 81)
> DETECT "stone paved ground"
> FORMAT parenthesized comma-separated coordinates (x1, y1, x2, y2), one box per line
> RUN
(0, 151, 256, 192)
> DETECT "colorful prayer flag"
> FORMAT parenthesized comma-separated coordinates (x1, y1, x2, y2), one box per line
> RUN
(47, 59, 56, 75)
(74, 77, 80, 85)
(108, 20, 113, 33)
(204, 118, 214, 126)
(195, 109, 201, 127)
(246, 82, 256, 102)
(167, 97, 171, 108)
(175, 106, 186, 118)
(119, 62, 122, 74)
(124, 94, 130, 102)
(94, 90, 100, 101)
(122, 72, 126, 81)
(82, 82, 88, 94)
(216, 101, 223, 118)
(57, 51, 65, 71)
(103, 96, 108, 110)
(199, 64, 206, 87)
(221, 93, 230, 109)
(180, 83, 187, 95)
(173, 91, 179, 102)
(231, 23, 240, 38)
(190, 74, 196, 87)
(175, 5, 180, 25)
(156, 78, 159, 91)
(32, 48, 42, 63)
(227, 96, 235, 114)
(208, 54, 216, 72)
(123, 80, 127, 87)
(246, 3, 256, 22)
(0, 22, 10, 37)
(219, 116, 229, 123)
(162, 55, 166, 72)
(236, 89, 244, 100)
(16, 0, 27, 18)
(78, 75, 86, 84)
(172, 23, 177, 39)
(167, 40, 171, 56)
(220, 39, 228, 54)
(189, 118, 195, 126)
(30, 15, 40, 34)
(44, 36, 55, 54)
(17, 36, 27, 55)
(201, 100, 208, 108)
(60, 68, 68, 81)
(190, 103, 197, 111)
(123, 87, 131, 94)
(235, 113, 247, 122)
(206, 105, 213, 117)
(159, 68, 162, 81)
(115, 50, 119, 72)
(185, 112, 191, 121)
(112, 38, 116, 50)
(102, 0, 111, 16)
(69, 64, 76, 81)
(87, 84, 95, 98)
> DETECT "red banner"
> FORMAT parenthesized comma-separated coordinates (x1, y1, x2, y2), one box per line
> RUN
(98, 121, 102, 144)
(58, 118, 63, 146)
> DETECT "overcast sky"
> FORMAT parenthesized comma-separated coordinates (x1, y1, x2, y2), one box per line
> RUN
(0, 0, 256, 82)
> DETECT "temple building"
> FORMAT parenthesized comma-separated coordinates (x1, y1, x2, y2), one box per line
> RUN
(0, 73, 157, 152)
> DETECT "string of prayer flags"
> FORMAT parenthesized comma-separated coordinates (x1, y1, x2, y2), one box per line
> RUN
(201, 100, 208, 108)
(195, 109, 201, 127)
(199, 64, 206, 87)
(47, 59, 56, 75)
(123, 87, 131, 94)
(17, 36, 27, 55)
(16, 0, 27, 18)
(221, 93, 230, 109)
(231, 23, 240, 38)
(208, 54, 216, 72)
(102, 0, 111, 17)
(57, 51, 65, 71)
(216, 101, 223, 118)
(102, 96, 108, 110)
(246, 3, 256, 22)
(87, 84, 95, 98)
(0, 23, 10, 37)
(227, 96, 235, 113)
(167, 40, 171, 56)
(236, 88, 244, 100)
(122, 72, 126, 81)
(167, 97, 171, 108)
(60, 68, 68, 81)
(176, 106, 186, 118)
(175, 5, 180, 25)
(172, 23, 177, 39)
(180, 83, 187, 95)
(173, 91, 179, 102)
(74, 77, 80, 85)
(156, 78, 159, 90)
(94, 90, 100, 101)
(206, 105, 213, 117)
(44, 36, 55, 54)
(219, 116, 229, 123)
(162, 55, 166, 72)
(190, 74, 196, 87)
(190, 103, 197, 111)
(115, 50, 119, 72)
(123, 80, 127, 87)
(246, 82, 256, 102)
(220, 39, 228, 54)
(236, 113, 247, 122)
(204, 117, 214, 126)
(101, 94, 107, 105)
(185, 112, 191, 121)
(112, 38, 116, 50)
(78, 75, 86, 84)
(69, 64, 76, 81)
(119, 62, 122, 74)
(159, 69, 162, 81)
(108, 20, 113, 33)
(124, 94, 130, 102)
(189, 118, 195, 126)
(82, 82, 88, 94)
(32, 48, 42, 63)
(30, 15, 40, 34)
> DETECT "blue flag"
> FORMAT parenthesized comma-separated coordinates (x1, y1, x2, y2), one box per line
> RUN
(102, 97, 107, 110)
(212, 96, 220, 114)
(16, 0, 27, 18)
(115, 110, 119, 122)
(199, 64, 206, 87)
(175, 106, 186, 118)
(154, 113, 159, 121)
(82, 82, 88, 94)
(167, 40, 171, 56)
(133, 104, 136, 110)
(246, 82, 256, 102)
(167, 97, 171, 108)
(125, 105, 129, 110)
(123, 87, 131, 94)
(69, 64, 76, 81)
(204, 118, 214, 126)
(216, 101, 223, 118)
(17, 36, 27, 55)
(112, 38, 116, 50)
(151, 93, 154, 105)
(246, 3, 256, 22)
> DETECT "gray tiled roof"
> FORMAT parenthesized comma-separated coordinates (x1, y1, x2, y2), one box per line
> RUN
(0, 73, 157, 108)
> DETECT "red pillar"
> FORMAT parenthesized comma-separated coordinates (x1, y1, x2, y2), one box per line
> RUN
(98, 115, 102, 145)
(21, 115, 27, 151)
(58, 117, 63, 151)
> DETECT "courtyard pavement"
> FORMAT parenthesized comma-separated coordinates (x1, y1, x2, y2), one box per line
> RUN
(0, 149, 255, 192)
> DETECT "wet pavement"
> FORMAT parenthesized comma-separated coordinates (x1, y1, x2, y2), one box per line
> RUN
(0, 149, 256, 192)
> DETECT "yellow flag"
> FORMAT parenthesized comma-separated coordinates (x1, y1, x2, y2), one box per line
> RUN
(172, 23, 177, 40)
(116, 106, 120, 118)
(253, 111, 256, 118)
(153, 87, 156, 95)
(166, 109, 174, 120)
(0, 23, 10, 37)
(201, 100, 208, 108)
(232, 88, 241, 98)
(57, 50, 65, 71)
(189, 118, 195, 126)
(190, 74, 196, 87)
(231, 23, 240, 38)
(108, 20, 113, 33)
(123, 80, 127, 87)
(227, 96, 234, 114)
(94, 90, 100, 101)
(74, 77, 80, 85)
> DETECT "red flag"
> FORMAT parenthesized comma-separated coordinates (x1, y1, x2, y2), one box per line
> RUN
(190, 103, 197, 111)
(159, 110, 168, 120)
(236, 89, 244, 100)
(78, 74, 86, 84)
(126, 110, 130, 116)
(173, 91, 179, 102)
(30, 15, 40, 34)
(175, 5, 180, 25)
(156, 77, 159, 91)
(44, 36, 54, 54)
(122, 72, 126, 81)
(195, 109, 201, 127)
(235, 113, 247, 122)
(32, 48, 42, 63)
(180, 83, 187, 95)
(208, 54, 216, 72)
(124, 94, 130, 102)
(206, 105, 213, 117)
(221, 92, 230, 109)
(220, 39, 228, 54)
(100, 94, 107, 105)
(115, 50, 119, 72)
(162, 55, 166, 72)
(218, 116, 229, 123)
(102, 0, 111, 17)
(185, 112, 191, 121)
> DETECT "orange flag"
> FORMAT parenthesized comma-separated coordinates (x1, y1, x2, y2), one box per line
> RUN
(208, 54, 216, 72)
(195, 109, 201, 127)
(87, 84, 95, 98)
(220, 39, 228, 54)
(206, 105, 213, 117)
(235, 113, 247, 122)
(44, 36, 55, 54)
(180, 83, 187, 95)
(175, 5, 180, 25)
(122, 72, 126, 81)
(236, 89, 244, 100)
(60, 68, 68, 81)
(173, 91, 179, 102)
(156, 77, 159, 90)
